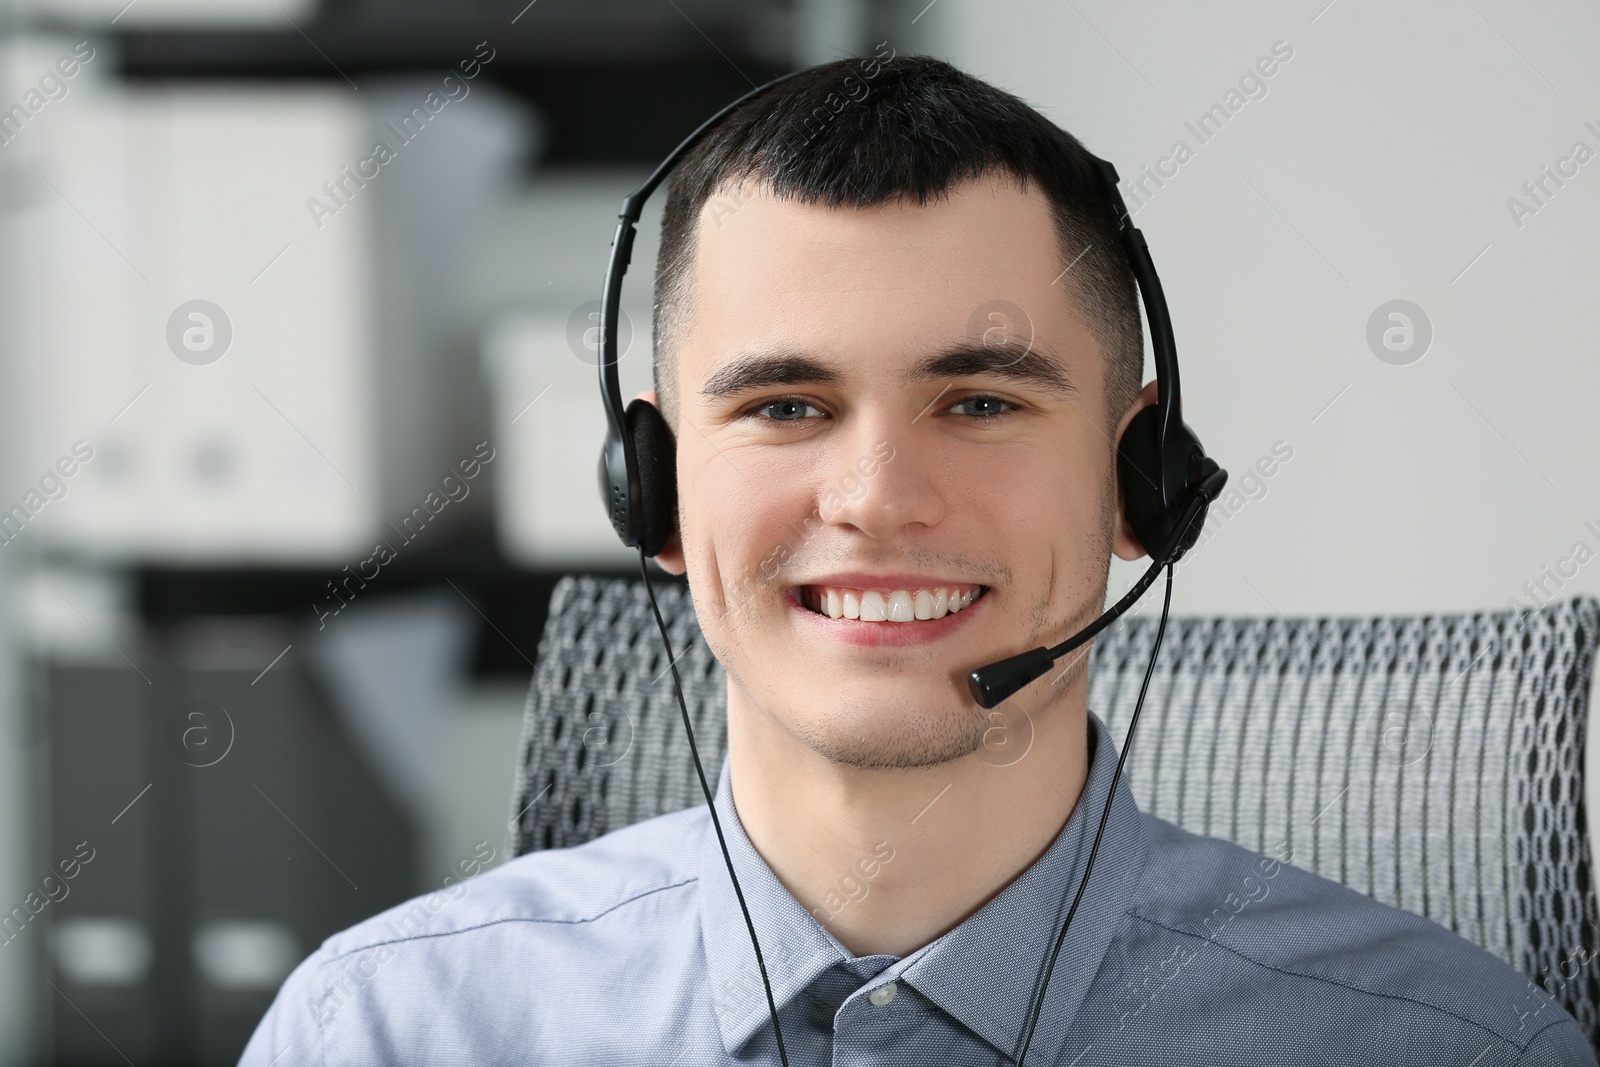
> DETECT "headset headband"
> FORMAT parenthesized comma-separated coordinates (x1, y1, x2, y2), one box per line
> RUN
(598, 65, 1202, 557)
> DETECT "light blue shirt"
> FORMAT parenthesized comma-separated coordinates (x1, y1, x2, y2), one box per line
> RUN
(241, 711, 1597, 1064)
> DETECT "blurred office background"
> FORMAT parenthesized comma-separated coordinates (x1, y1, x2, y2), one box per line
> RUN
(0, 0, 1595, 1062)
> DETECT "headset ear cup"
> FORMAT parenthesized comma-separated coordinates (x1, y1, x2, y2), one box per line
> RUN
(625, 397, 679, 557)
(1118, 404, 1216, 563)
(1116, 404, 1170, 561)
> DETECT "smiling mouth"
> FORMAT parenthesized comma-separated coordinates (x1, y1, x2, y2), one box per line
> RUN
(797, 584, 987, 622)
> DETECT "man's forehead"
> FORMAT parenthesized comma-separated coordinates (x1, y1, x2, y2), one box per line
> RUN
(687, 173, 1070, 316)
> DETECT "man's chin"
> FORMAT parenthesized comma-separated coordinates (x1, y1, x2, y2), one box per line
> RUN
(782, 698, 989, 771)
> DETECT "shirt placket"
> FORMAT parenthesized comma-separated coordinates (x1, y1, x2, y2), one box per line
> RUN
(833, 973, 984, 1066)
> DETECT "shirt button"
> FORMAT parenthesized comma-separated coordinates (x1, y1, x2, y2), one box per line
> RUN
(867, 982, 898, 1007)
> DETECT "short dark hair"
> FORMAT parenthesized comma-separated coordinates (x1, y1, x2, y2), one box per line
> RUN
(651, 52, 1143, 432)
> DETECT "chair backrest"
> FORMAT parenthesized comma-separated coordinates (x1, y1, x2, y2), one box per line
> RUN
(509, 575, 1600, 1045)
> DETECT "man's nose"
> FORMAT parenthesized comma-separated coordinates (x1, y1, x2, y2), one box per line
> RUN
(819, 424, 944, 539)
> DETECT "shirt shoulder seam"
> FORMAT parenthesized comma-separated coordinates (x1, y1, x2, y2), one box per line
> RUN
(1127, 911, 1533, 1052)
(321, 875, 700, 964)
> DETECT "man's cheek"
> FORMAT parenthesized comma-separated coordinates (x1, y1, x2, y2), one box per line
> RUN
(758, 544, 789, 582)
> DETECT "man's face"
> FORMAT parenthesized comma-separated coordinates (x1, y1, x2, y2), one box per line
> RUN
(652, 172, 1145, 770)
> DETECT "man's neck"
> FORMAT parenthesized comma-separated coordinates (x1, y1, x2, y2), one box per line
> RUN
(724, 690, 1091, 958)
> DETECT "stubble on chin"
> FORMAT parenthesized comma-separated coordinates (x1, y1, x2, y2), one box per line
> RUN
(788, 697, 991, 770)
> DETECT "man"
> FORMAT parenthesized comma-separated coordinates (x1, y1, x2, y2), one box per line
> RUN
(242, 55, 1596, 1065)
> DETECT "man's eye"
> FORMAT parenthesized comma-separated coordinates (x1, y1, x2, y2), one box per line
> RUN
(752, 398, 823, 422)
(744, 395, 1013, 422)
(949, 395, 1014, 418)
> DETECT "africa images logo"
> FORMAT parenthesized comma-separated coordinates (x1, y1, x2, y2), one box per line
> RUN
(166, 300, 233, 365)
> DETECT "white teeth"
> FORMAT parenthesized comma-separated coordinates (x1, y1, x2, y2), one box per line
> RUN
(805, 584, 982, 622)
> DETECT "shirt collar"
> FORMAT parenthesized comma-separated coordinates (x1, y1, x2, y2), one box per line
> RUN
(900, 709, 1149, 1063)
(696, 752, 858, 1056)
(697, 710, 1150, 1062)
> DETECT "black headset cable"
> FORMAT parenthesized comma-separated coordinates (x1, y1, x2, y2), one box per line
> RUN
(637, 548, 793, 1067)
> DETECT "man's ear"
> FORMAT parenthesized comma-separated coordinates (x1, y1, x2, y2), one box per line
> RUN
(633, 389, 686, 576)
(1111, 379, 1161, 562)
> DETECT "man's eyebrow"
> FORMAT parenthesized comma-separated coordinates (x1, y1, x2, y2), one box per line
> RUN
(696, 341, 1078, 401)
(699, 351, 841, 400)
(906, 342, 1077, 398)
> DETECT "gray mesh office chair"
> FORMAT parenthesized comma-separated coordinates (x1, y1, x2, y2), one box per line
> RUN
(509, 576, 1600, 1047)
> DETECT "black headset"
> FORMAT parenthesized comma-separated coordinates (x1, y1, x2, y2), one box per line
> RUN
(593, 64, 1228, 1066)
